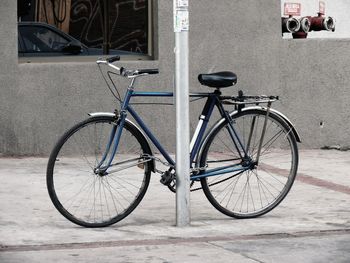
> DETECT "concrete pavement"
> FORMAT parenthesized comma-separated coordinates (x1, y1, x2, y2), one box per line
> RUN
(0, 149, 349, 262)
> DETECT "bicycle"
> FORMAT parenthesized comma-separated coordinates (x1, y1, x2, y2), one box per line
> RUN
(46, 56, 301, 227)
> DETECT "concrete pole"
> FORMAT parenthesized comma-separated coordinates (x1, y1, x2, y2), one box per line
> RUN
(174, 0, 190, 227)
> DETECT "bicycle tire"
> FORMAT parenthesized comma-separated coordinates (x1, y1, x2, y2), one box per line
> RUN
(47, 116, 152, 227)
(199, 109, 298, 218)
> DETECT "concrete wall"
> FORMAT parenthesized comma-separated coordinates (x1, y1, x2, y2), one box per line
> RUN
(1, 0, 19, 154)
(1, 0, 350, 156)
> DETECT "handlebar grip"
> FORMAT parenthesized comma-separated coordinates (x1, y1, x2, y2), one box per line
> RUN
(138, 69, 159, 75)
(106, 56, 120, 63)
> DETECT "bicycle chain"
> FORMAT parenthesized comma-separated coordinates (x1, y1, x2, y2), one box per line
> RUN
(142, 154, 207, 175)
(142, 154, 207, 192)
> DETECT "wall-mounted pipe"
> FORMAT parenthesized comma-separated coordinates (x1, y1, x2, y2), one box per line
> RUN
(308, 14, 335, 31)
(292, 32, 307, 39)
(282, 17, 301, 33)
(292, 17, 310, 39)
(300, 17, 311, 33)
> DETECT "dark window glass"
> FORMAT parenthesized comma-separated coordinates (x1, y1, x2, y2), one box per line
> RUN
(17, 0, 151, 57)
(69, 0, 148, 54)
(19, 26, 69, 52)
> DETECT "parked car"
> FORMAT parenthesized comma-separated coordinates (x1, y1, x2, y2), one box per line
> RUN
(18, 22, 140, 57)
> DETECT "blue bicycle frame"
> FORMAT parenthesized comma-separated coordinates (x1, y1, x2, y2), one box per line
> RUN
(96, 86, 251, 180)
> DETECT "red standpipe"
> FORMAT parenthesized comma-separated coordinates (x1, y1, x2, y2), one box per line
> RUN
(308, 14, 335, 31)
(292, 17, 311, 39)
(282, 16, 301, 33)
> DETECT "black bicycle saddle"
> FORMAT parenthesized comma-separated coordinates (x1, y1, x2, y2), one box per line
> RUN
(198, 71, 237, 88)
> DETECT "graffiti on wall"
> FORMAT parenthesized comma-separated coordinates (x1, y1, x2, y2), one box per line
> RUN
(32, 0, 148, 53)
(69, 0, 148, 53)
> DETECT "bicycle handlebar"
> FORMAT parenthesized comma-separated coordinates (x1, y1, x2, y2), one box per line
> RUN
(137, 69, 159, 75)
(96, 56, 159, 78)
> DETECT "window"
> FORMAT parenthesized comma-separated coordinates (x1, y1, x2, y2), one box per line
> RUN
(17, 0, 154, 59)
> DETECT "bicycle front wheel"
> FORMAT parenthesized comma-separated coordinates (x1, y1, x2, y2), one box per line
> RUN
(199, 109, 298, 218)
(47, 116, 151, 227)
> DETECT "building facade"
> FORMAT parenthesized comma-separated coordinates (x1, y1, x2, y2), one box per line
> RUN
(1, 0, 350, 155)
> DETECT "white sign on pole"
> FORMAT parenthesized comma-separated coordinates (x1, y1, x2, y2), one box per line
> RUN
(174, 0, 189, 32)
(174, 10, 189, 32)
(177, 0, 188, 7)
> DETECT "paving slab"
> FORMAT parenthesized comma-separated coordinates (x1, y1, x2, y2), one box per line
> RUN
(0, 149, 349, 262)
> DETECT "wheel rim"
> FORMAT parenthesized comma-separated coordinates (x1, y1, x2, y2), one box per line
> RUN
(201, 111, 298, 218)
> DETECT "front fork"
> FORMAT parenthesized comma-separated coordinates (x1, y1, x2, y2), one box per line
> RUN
(94, 110, 128, 175)
(95, 87, 134, 174)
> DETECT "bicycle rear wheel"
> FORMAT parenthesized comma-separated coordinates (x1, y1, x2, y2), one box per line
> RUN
(199, 109, 298, 218)
(47, 116, 151, 227)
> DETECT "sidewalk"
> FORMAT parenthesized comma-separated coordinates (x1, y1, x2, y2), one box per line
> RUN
(0, 149, 349, 263)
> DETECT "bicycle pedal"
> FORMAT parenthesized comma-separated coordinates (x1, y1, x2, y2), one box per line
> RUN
(160, 176, 171, 186)
(160, 171, 174, 186)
